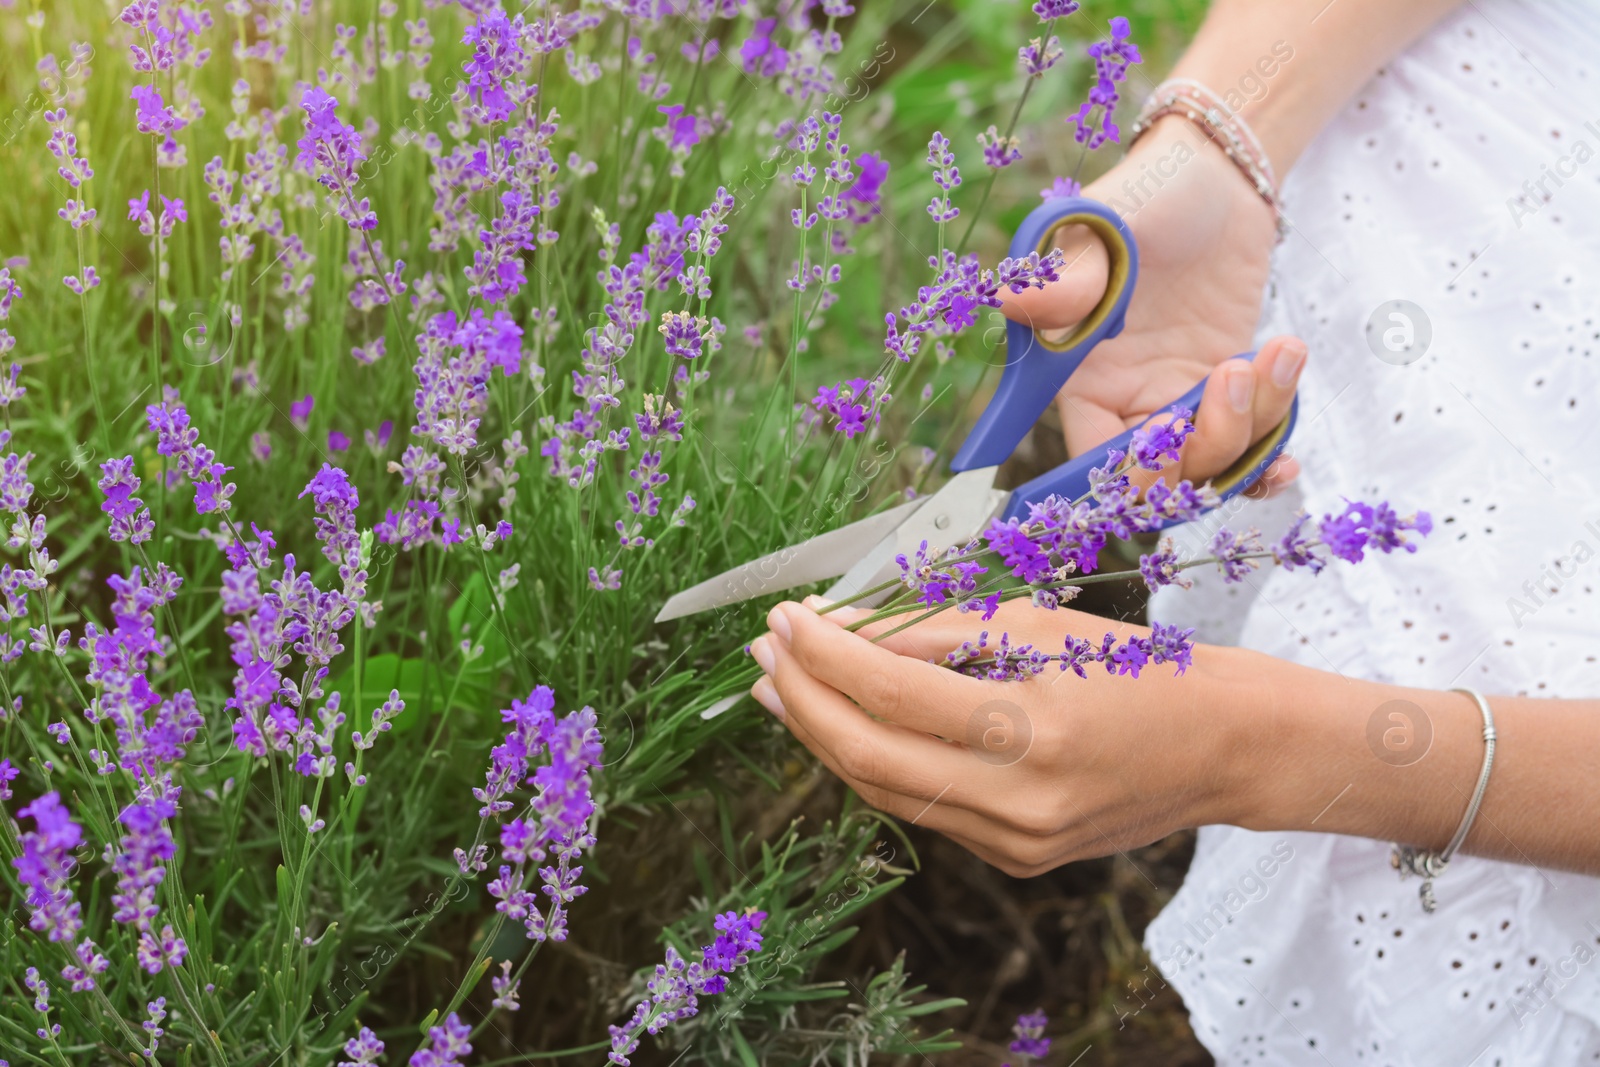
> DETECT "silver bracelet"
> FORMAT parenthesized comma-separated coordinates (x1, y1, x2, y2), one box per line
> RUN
(1390, 687, 1497, 913)
(1128, 77, 1289, 241)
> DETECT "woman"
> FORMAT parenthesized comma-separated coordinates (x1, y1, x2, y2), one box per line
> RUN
(746, 0, 1600, 1062)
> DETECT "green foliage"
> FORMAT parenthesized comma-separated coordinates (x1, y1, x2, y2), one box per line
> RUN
(0, 0, 1185, 1063)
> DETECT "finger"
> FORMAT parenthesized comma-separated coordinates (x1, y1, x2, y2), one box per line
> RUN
(801, 595, 873, 626)
(801, 597, 958, 663)
(996, 223, 1110, 332)
(1244, 454, 1300, 500)
(768, 601, 992, 738)
(753, 669, 992, 833)
(803, 596, 1114, 671)
(754, 676, 1058, 868)
(1251, 335, 1305, 443)
(1170, 356, 1258, 484)
(758, 673, 945, 818)
(753, 628, 980, 794)
(1055, 392, 1130, 460)
(938, 826, 1059, 879)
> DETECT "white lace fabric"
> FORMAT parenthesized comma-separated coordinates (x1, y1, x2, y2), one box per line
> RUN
(1141, 3, 1600, 1063)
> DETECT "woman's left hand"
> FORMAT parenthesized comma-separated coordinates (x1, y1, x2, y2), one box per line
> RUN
(747, 596, 1256, 878)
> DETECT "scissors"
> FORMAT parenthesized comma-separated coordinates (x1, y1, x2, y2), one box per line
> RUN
(655, 197, 1298, 623)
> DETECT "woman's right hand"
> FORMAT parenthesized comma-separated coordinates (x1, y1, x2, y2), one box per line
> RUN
(999, 115, 1303, 497)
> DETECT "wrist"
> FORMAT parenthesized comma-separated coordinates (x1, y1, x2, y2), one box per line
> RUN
(1117, 114, 1276, 240)
(1165, 48, 1303, 177)
(1209, 647, 1488, 848)
(1184, 640, 1287, 829)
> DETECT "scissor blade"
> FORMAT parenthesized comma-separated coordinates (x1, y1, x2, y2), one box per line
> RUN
(654, 498, 924, 622)
(824, 466, 1008, 607)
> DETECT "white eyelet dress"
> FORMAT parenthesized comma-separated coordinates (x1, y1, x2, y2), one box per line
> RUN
(1142, 2, 1600, 1064)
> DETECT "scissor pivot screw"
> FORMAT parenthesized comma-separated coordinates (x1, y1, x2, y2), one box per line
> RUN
(934, 514, 950, 529)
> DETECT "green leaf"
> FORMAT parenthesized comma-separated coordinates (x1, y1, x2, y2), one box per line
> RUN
(445, 570, 512, 709)
(328, 653, 441, 736)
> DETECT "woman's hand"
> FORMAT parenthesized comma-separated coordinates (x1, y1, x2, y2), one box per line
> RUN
(1000, 115, 1303, 497)
(746, 597, 1255, 878)
(748, 598, 1600, 878)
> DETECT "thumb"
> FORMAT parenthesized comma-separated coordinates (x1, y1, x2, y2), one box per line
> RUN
(996, 221, 1110, 332)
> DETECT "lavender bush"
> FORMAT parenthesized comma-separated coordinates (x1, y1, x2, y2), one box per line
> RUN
(0, 0, 1422, 1063)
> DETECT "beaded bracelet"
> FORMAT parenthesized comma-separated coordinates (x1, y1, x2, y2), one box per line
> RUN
(1390, 687, 1498, 913)
(1128, 77, 1287, 240)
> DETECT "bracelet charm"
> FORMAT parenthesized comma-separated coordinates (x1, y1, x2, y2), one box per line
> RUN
(1389, 687, 1498, 913)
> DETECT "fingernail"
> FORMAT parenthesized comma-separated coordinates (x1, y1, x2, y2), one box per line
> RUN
(752, 677, 786, 721)
(1272, 341, 1307, 388)
(750, 636, 776, 674)
(801, 595, 834, 610)
(767, 604, 793, 643)
(1228, 363, 1255, 413)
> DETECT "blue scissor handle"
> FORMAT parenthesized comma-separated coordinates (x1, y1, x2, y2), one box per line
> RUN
(947, 194, 1297, 528)
(950, 197, 1138, 473)
(998, 351, 1299, 526)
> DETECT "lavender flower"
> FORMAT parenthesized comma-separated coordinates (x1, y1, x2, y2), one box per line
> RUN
(461, 8, 528, 122)
(810, 376, 881, 438)
(926, 131, 961, 223)
(1040, 176, 1082, 199)
(658, 311, 710, 359)
(471, 689, 602, 942)
(44, 109, 98, 243)
(491, 959, 522, 1011)
(1318, 500, 1432, 563)
(297, 86, 376, 231)
(1008, 1008, 1051, 1063)
(412, 307, 526, 458)
(895, 539, 988, 608)
(113, 797, 188, 974)
(98, 456, 154, 544)
(1070, 18, 1143, 149)
(24, 967, 61, 1040)
(0, 273, 19, 357)
(738, 18, 788, 77)
(1032, 0, 1080, 16)
(913, 428, 1426, 682)
(978, 125, 1022, 169)
(845, 152, 889, 222)
(1149, 622, 1196, 675)
(1209, 526, 1265, 583)
(411, 1012, 471, 1067)
(61, 938, 109, 993)
(142, 998, 168, 1059)
(146, 398, 237, 516)
(127, 190, 187, 239)
(299, 464, 362, 576)
(1138, 539, 1191, 592)
(1272, 512, 1323, 573)
(339, 1027, 385, 1066)
(12, 792, 85, 943)
(609, 910, 768, 1065)
(1129, 407, 1194, 470)
(131, 84, 186, 137)
(1019, 34, 1064, 78)
(290, 393, 314, 429)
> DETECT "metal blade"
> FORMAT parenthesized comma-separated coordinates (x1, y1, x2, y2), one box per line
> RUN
(824, 466, 1008, 607)
(654, 497, 924, 622)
